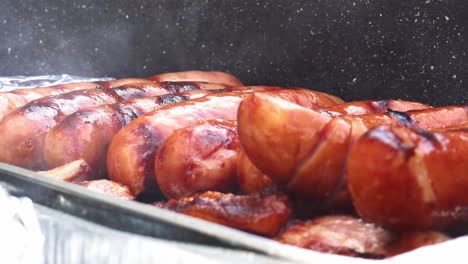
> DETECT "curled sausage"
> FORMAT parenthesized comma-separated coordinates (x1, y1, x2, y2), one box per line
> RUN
(275, 215, 394, 258)
(107, 88, 342, 195)
(155, 191, 293, 237)
(347, 124, 468, 231)
(43, 87, 238, 176)
(0, 81, 220, 169)
(155, 120, 240, 199)
(238, 93, 466, 208)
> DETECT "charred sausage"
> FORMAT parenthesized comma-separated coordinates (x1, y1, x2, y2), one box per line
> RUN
(347, 124, 468, 231)
(155, 120, 240, 199)
(43, 87, 247, 176)
(0, 81, 226, 169)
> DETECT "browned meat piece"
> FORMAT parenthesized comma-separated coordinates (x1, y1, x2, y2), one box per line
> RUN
(156, 191, 293, 237)
(275, 215, 394, 258)
(37, 159, 92, 183)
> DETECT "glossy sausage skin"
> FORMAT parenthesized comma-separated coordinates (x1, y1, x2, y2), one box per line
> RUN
(347, 125, 468, 231)
(107, 88, 343, 195)
(0, 70, 242, 121)
(238, 93, 466, 208)
(0, 82, 219, 169)
(320, 99, 429, 116)
(0, 82, 100, 120)
(155, 120, 240, 199)
(43, 87, 236, 176)
(275, 215, 394, 258)
(148, 70, 243, 87)
(155, 191, 293, 237)
(237, 148, 274, 194)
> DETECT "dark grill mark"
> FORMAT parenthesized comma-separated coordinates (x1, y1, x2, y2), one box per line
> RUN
(157, 94, 190, 105)
(161, 82, 199, 93)
(387, 109, 413, 127)
(370, 100, 389, 112)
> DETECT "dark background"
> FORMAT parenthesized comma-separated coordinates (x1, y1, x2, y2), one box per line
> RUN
(0, 0, 466, 105)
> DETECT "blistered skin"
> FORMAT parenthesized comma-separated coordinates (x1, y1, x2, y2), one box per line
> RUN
(43, 86, 235, 176)
(148, 70, 243, 87)
(107, 88, 343, 195)
(0, 82, 213, 169)
(155, 120, 240, 199)
(78, 179, 135, 200)
(156, 191, 293, 237)
(347, 125, 468, 231)
(275, 215, 394, 258)
(238, 94, 467, 208)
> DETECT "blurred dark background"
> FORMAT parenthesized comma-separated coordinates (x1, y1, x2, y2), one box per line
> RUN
(0, 0, 466, 105)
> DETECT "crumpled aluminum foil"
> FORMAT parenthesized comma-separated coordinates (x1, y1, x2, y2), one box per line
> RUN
(0, 186, 44, 264)
(0, 74, 114, 91)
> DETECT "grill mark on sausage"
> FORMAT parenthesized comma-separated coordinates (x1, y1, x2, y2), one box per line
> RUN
(161, 82, 200, 93)
(387, 109, 413, 127)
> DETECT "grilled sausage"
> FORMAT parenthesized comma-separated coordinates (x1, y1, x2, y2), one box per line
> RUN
(238, 93, 466, 209)
(0, 82, 224, 169)
(275, 215, 394, 258)
(347, 124, 468, 231)
(107, 88, 343, 195)
(155, 120, 240, 199)
(237, 148, 274, 194)
(42, 88, 238, 177)
(0, 82, 100, 120)
(148, 70, 243, 87)
(155, 119, 279, 199)
(155, 191, 293, 237)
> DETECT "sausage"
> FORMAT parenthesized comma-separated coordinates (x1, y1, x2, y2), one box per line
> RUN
(347, 124, 468, 231)
(155, 120, 240, 199)
(0, 81, 225, 169)
(154, 191, 293, 237)
(237, 147, 274, 194)
(0, 82, 100, 120)
(275, 215, 394, 258)
(148, 70, 243, 87)
(43, 87, 245, 177)
(107, 88, 343, 195)
(78, 179, 135, 200)
(238, 93, 467, 209)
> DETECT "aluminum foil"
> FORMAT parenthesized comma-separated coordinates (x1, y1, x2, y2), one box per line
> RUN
(0, 186, 43, 264)
(0, 74, 114, 91)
